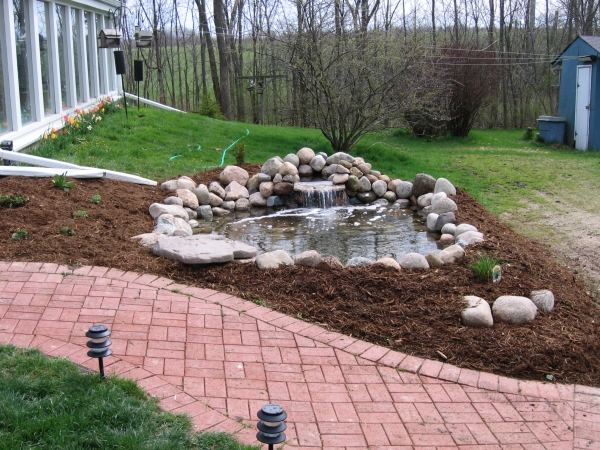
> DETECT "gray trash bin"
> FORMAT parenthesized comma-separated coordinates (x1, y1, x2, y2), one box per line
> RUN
(537, 116, 566, 144)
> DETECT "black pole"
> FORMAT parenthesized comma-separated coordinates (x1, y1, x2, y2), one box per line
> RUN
(137, 47, 140, 110)
(122, 75, 128, 119)
(98, 357, 105, 379)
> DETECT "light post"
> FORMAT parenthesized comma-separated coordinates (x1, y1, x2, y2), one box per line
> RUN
(86, 324, 112, 378)
(256, 403, 287, 449)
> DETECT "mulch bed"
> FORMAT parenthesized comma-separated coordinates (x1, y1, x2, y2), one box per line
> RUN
(1, 164, 599, 387)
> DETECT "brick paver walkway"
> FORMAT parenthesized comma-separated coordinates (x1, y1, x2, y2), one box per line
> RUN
(0, 261, 598, 449)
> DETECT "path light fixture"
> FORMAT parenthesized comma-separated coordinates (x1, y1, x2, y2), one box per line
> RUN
(86, 324, 112, 378)
(256, 403, 287, 449)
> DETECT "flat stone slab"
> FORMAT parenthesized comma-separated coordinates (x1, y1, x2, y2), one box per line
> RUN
(152, 235, 257, 264)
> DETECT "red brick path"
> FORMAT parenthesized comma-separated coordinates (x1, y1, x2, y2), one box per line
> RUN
(0, 261, 598, 449)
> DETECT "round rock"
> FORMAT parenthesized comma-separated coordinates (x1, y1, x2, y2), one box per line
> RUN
(530, 290, 555, 314)
(219, 165, 249, 187)
(294, 250, 322, 267)
(358, 177, 372, 192)
(399, 253, 430, 269)
(435, 212, 456, 231)
(209, 181, 226, 199)
(492, 296, 538, 324)
(194, 184, 211, 205)
(396, 181, 413, 199)
(164, 196, 184, 206)
(235, 198, 251, 211)
(297, 147, 316, 165)
(412, 173, 436, 197)
(456, 231, 484, 248)
(431, 191, 447, 206)
(283, 153, 300, 167)
(462, 296, 493, 327)
(262, 157, 284, 178)
(175, 189, 199, 209)
(372, 180, 388, 197)
(434, 177, 457, 196)
(273, 182, 294, 196)
(426, 213, 439, 231)
(346, 257, 374, 267)
(425, 253, 444, 268)
(224, 181, 249, 201)
(357, 191, 377, 203)
(455, 223, 478, 236)
(431, 197, 457, 214)
(418, 193, 433, 207)
(373, 258, 401, 271)
(309, 155, 326, 172)
(441, 223, 457, 235)
(256, 250, 294, 269)
(249, 192, 267, 207)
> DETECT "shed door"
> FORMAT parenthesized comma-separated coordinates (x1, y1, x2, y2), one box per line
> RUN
(574, 65, 592, 150)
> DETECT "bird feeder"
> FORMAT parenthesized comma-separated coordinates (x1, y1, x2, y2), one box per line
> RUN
(98, 29, 122, 49)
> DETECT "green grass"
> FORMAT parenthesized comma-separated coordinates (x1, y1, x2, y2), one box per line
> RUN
(469, 252, 502, 282)
(28, 106, 600, 220)
(0, 345, 257, 450)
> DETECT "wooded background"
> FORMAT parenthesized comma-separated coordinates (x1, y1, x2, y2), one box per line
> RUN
(116, 0, 599, 145)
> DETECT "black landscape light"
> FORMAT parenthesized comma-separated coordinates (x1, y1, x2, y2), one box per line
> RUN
(256, 403, 287, 449)
(86, 324, 112, 378)
(0, 140, 13, 166)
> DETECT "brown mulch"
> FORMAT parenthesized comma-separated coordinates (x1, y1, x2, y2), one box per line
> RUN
(1, 164, 599, 387)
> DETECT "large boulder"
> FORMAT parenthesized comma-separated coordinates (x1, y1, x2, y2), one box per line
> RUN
(492, 296, 538, 324)
(220, 165, 249, 187)
(161, 176, 196, 191)
(209, 181, 226, 199)
(164, 196, 183, 206)
(256, 250, 294, 269)
(297, 147, 316, 165)
(372, 180, 388, 197)
(456, 231, 485, 248)
(279, 161, 299, 177)
(262, 157, 284, 178)
(309, 155, 326, 172)
(425, 252, 445, 268)
(294, 250, 322, 267)
(273, 182, 294, 195)
(153, 234, 257, 264)
(249, 192, 267, 207)
(399, 253, 430, 269)
(283, 153, 300, 167)
(208, 193, 224, 207)
(462, 296, 494, 327)
(326, 152, 355, 165)
(149, 203, 189, 220)
(358, 177, 372, 192)
(132, 233, 162, 249)
(455, 223, 478, 236)
(317, 255, 344, 270)
(235, 198, 251, 211)
(530, 290, 555, 314)
(194, 184, 211, 205)
(224, 181, 249, 201)
(396, 181, 413, 199)
(431, 197, 458, 215)
(175, 189, 199, 210)
(437, 244, 465, 264)
(412, 173, 436, 197)
(434, 178, 457, 196)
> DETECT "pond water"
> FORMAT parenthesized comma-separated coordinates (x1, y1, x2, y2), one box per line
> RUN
(220, 205, 440, 264)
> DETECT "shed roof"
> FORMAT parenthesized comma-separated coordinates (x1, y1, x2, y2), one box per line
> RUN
(552, 35, 600, 66)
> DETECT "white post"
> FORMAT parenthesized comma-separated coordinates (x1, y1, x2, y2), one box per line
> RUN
(28, 0, 44, 121)
(88, 12, 99, 99)
(47, 2, 62, 114)
(77, 8, 89, 102)
(64, 6, 77, 108)
(2, 0, 21, 130)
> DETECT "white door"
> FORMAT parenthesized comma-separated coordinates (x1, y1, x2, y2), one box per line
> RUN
(575, 65, 592, 150)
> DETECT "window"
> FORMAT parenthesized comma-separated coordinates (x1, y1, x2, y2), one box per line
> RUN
(37, 0, 55, 116)
(14, 0, 33, 125)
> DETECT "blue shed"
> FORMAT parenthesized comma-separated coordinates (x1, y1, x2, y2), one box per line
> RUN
(552, 36, 600, 151)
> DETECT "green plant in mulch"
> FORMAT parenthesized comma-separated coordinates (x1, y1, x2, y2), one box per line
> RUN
(73, 210, 88, 218)
(90, 194, 102, 204)
(469, 252, 502, 282)
(52, 173, 75, 192)
(11, 229, 28, 241)
(234, 142, 246, 165)
(0, 193, 29, 208)
(60, 227, 76, 236)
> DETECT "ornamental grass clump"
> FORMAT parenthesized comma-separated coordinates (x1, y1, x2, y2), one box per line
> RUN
(469, 252, 502, 282)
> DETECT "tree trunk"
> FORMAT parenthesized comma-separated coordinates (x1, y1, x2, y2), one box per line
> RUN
(195, 0, 221, 104)
(214, 0, 232, 119)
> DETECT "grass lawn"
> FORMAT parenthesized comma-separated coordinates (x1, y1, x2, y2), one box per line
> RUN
(0, 345, 257, 449)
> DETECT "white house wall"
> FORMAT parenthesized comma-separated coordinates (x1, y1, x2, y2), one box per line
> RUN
(0, 0, 120, 151)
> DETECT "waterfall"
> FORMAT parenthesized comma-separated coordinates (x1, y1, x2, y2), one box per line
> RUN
(294, 181, 348, 209)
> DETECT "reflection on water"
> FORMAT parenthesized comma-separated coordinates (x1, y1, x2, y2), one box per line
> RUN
(220, 205, 439, 264)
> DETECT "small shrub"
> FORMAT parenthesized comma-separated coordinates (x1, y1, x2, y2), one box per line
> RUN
(11, 229, 28, 241)
(198, 94, 225, 120)
(522, 127, 534, 140)
(0, 193, 29, 208)
(234, 142, 246, 165)
(90, 194, 102, 204)
(469, 253, 502, 282)
(60, 227, 76, 236)
(52, 173, 75, 192)
(73, 210, 88, 218)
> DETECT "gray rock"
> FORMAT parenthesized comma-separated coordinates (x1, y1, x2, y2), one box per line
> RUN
(438, 244, 465, 264)
(188, 219, 200, 228)
(431, 197, 458, 215)
(358, 177, 372, 192)
(462, 296, 494, 327)
(399, 253, 430, 269)
(211, 207, 231, 217)
(492, 296, 538, 324)
(325, 164, 338, 176)
(297, 147, 316, 165)
(194, 184, 211, 205)
(366, 174, 379, 184)
(435, 212, 456, 231)
(326, 152, 355, 165)
(208, 192, 224, 207)
(387, 179, 402, 193)
(357, 191, 377, 203)
(173, 217, 193, 236)
(394, 199, 410, 208)
(175, 189, 199, 210)
(455, 223, 478, 236)
(153, 234, 257, 264)
(339, 160, 353, 169)
(294, 250, 322, 267)
(273, 173, 283, 183)
(373, 257, 401, 271)
(426, 213, 439, 231)
(346, 257, 374, 267)
(256, 250, 294, 269)
(309, 155, 326, 172)
(317, 255, 344, 270)
(434, 178, 457, 196)
(396, 181, 413, 199)
(439, 234, 455, 246)
(209, 181, 226, 199)
(412, 173, 436, 197)
(372, 180, 388, 197)
(431, 191, 447, 206)
(298, 164, 313, 178)
(425, 253, 445, 268)
(161, 176, 196, 191)
(279, 161, 299, 176)
(332, 174, 349, 185)
(249, 192, 267, 207)
(164, 196, 184, 206)
(283, 153, 300, 167)
(530, 290, 555, 314)
(220, 201, 235, 211)
(149, 203, 189, 220)
(273, 182, 294, 195)
(257, 173, 272, 183)
(224, 181, 249, 201)
(219, 165, 249, 187)
(350, 167, 363, 178)
(196, 205, 213, 221)
(441, 223, 457, 235)
(383, 191, 397, 203)
(335, 165, 350, 174)
(346, 175, 359, 192)
(235, 198, 251, 211)
(283, 174, 300, 183)
(132, 233, 162, 248)
(266, 196, 286, 207)
(421, 205, 433, 215)
(153, 214, 177, 235)
(357, 162, 372, 174)
(456, 231, 485, 248)
(259, 181, 274, 198)
(184, 208, 197, 220)
(247, 174, 261, 190)
(262, 157, 284, 178)
(418, 193, 434, 207)
(316, 151, 328, 160)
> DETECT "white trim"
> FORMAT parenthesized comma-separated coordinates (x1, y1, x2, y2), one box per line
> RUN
(88, 12, 100, 98)
(123, 92, 186, 113)
(47, 2, 62, 115)
(4, 0, 21, 130)
(63, 5, 77, 108)
(29, 0, 44, 122)
(76, 8, 89, 102)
